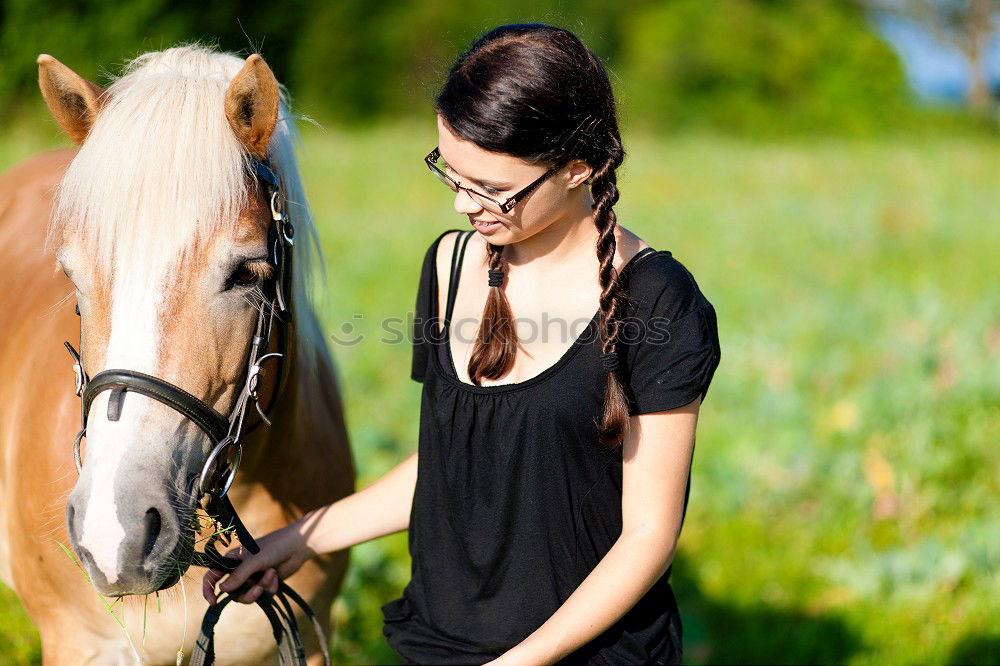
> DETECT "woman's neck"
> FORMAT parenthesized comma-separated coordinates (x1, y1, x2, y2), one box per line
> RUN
(504, 193, 599, 269)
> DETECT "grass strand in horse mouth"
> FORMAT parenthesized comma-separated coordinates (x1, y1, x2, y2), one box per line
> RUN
(55, 539, 141, 663)
(177, 561, 187, 666)
(52, 512, 227, 664)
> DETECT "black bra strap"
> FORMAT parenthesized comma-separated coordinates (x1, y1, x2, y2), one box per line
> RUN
(444, 230, 474, 326)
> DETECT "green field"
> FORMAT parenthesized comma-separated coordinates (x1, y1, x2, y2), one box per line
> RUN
(1, 120, 997, 665)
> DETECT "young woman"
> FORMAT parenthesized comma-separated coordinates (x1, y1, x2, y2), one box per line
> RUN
(204, 24, 721, 665)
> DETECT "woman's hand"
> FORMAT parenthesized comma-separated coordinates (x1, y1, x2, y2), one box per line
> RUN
(201, 522, 313, 606)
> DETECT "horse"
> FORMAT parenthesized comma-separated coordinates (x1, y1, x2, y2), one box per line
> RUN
(0, 45, 354, 664)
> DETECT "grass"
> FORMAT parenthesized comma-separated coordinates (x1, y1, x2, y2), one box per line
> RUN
(54, 540, 141, 662)
(1, 119, 997, 665)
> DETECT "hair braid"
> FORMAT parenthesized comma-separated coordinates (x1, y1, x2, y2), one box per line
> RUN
(591, 143, 630, 446)
(468, 243, 518, 384)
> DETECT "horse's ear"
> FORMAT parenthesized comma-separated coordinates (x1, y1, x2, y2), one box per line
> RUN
(225, 54, 280, 159)
(37, 54, 106, 145)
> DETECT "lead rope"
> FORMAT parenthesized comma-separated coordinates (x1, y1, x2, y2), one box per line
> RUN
(189, 534, 330, 666)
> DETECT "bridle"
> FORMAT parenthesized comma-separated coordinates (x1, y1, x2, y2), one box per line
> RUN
(62, 157, 329, 666)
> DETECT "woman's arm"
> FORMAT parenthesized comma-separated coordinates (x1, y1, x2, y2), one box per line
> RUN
(203, 451, 418, 604)
(299, 450, 419, 553)
(491, 398, 701, 665)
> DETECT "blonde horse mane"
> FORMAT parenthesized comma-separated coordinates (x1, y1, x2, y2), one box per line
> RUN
(50, 43, 326, 370)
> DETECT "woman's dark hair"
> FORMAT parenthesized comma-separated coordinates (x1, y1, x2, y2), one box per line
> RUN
(437, 23, 628, 446)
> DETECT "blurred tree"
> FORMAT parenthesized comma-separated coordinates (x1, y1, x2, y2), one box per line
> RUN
(0, 0, 985, 133)
(0, 0, 634, 121)
(866, 0, 1000, 111)
(618, 0, 913, 134)
(0, 0, 187, 101)
(0, 0, 307, 115)
(285, 0, 643, 121)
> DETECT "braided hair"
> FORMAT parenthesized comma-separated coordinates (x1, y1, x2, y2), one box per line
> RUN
(437, 24, 630, 445)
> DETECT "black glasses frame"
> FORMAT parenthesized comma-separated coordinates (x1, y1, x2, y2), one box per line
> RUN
(424, 147, 562, 214)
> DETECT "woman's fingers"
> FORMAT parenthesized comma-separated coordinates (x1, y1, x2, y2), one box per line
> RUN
(202, 568, 225, 605)
(232, 570, 279, 603)
(233, 583, 264, 604)
(218, 549, 262, 594)
(225, 568, 282, 605)
(203, 530, 301, 605)
(263, 568, 280, 595)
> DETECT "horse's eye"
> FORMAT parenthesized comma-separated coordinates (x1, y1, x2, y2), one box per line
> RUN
(230, 266, 258, 287)
(225, 260, 273, 290)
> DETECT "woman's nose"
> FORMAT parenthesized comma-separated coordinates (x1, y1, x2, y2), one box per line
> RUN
(453, 189, 484, 215)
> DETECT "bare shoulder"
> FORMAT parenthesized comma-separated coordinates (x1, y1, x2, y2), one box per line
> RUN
(434, 230, 463, 277)
(614, 225, 650, 272)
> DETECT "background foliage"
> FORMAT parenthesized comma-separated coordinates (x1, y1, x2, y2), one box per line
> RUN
(0, 1, 998, 664)
(2, 0, 990, 132)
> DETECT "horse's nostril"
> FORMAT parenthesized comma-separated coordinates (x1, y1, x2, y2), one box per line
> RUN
(142, 508, 161, 561)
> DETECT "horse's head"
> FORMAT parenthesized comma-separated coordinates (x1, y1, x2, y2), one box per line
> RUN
(41, 47, 295, 595)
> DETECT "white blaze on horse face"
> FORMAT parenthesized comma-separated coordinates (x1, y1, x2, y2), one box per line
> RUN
(77, 267, 167, 584)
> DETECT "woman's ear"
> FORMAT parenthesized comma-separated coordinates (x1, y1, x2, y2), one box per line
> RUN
(565, 159, 593, 189)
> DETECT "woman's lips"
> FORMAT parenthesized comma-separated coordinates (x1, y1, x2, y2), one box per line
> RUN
(470, 218, 503, 233)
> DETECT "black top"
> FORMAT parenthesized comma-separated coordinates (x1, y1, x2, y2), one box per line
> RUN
(382, 230, 721, 665)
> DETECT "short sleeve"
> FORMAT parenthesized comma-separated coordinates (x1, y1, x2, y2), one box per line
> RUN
(621, 253, 721, 415)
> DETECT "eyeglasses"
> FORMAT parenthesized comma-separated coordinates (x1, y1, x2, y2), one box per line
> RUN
(424, 147, 562, 214)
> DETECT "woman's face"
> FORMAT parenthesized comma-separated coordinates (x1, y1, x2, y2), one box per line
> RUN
(435, 115, 591, 245)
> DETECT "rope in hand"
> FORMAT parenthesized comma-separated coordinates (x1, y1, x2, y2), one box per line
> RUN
(188, 493, 330, 666)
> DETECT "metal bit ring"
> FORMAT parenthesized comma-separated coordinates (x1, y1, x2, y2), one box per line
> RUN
(198, 436, 242, 498)
(73, 428, 86, 473)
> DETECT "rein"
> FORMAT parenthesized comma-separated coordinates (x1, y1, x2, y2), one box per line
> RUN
(62, 157, 329, 666)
